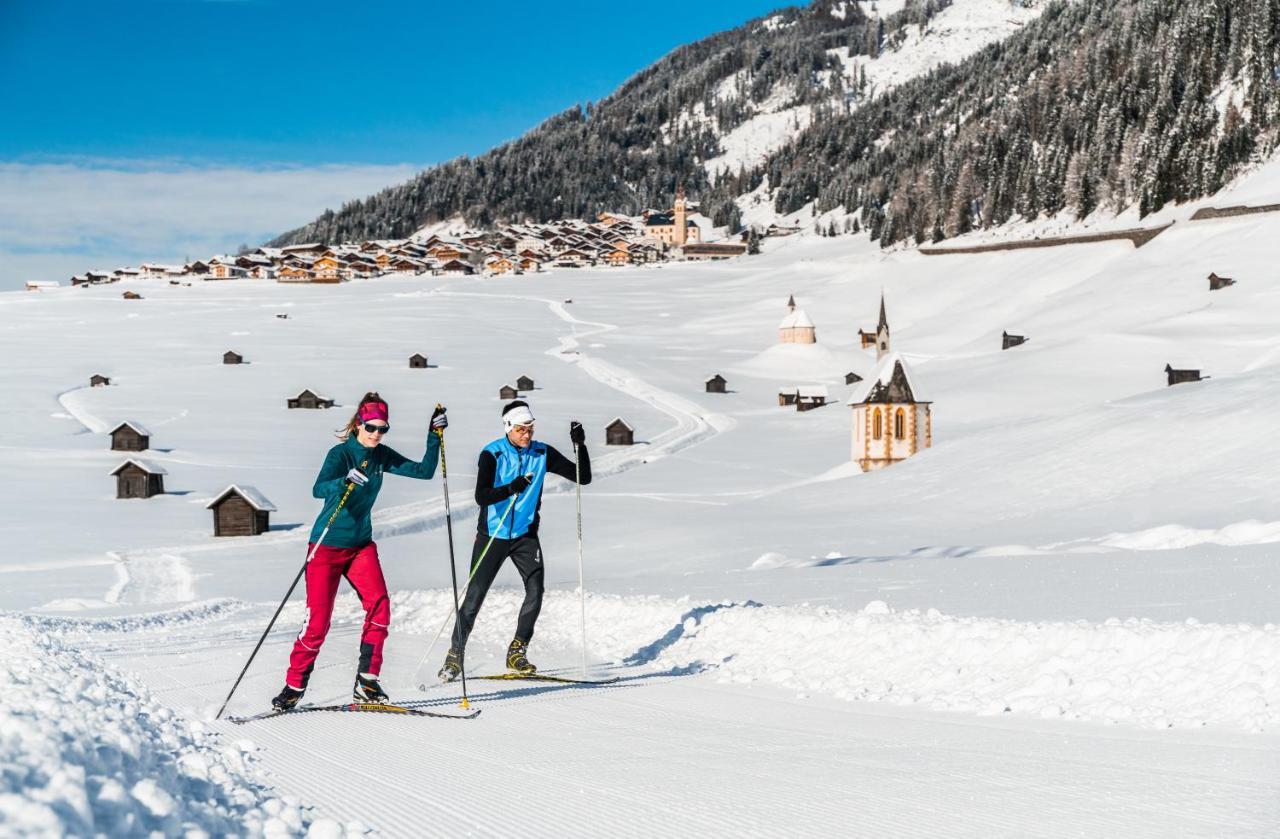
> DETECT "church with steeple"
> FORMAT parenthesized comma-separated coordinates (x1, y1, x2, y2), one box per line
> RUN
(643, 186, 702, 247)
(847, 293, 932, 471)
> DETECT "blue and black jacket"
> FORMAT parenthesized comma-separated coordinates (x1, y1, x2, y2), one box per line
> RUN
(474, 436, 591, 538)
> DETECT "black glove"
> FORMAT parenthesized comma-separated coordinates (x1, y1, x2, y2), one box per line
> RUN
(431, 405, 448, 432)
(569, 421, 585, 446)
(508, 475, 532, 496)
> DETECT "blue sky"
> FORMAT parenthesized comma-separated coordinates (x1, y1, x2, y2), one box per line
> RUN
(1, 0, 788, 165)
(0, 0, 788, 289)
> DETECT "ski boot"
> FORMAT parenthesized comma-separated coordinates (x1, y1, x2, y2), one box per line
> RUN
(506, 638, 537, 675)
(438, 648, 463, 683)
(352, 673, 389, 704)
(271, 685, 304, 711)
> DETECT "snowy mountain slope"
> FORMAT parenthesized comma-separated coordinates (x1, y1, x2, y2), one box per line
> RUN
(700, 0, 1055, 179)
(8, 153, 1280, 833)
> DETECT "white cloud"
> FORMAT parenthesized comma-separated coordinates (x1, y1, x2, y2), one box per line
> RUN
(0, 159, 421, 289)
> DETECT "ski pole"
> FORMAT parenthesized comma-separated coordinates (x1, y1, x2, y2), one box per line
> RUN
(574, 441, 588, 677)
(435, 419, 471, 710)
(413, 491, 520, 690)
(215, 458, 368, 720)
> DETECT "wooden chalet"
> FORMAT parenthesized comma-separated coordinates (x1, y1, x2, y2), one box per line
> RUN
(1165, 364, 1206, 386)
(409, 353, 429, 369)
(436, 258, 473, 276)
(109, 421, 151, 452)
(795, 385, 829, 412)
(778, 387, 798, 406)
(605, 418, 635, 446)
(276, 265, 314, 282)
(858, 329, 877, 349)
(680, 242, 746, 261)
(605, 248, 631, 267)
(223, 350, 244, 365)
(705, 374, 727, 394)
(287, 389, 335, 409)
(1208, 272, 1236, 291)
(207, 485, 276, 537)
(312, 256, 342, 282)
(499, 384, 519, 400)
(90, 374, 111, 387)
(111, 459, 166, 499)
(1002, 331, 1029, 350)
(516, 375, 535, 391)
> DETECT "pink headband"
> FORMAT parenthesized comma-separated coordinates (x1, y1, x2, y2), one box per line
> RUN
(358, 402, 389, 423)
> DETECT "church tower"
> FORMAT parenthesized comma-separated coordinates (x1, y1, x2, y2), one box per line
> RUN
(876, 291, 891, 361)
(674, 184, 688, 246)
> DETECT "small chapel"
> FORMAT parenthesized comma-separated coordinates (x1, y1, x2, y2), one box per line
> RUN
(778, 295, 817, 344)
(847, 294, 932, 471)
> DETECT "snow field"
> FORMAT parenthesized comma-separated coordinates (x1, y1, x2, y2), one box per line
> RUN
(356, 588, 1280, 731)
(0, 613, 352, 837)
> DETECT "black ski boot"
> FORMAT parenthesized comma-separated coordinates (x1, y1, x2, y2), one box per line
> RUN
(438, 648, 463, 683)
(353, 673, 389, 704)
(271, 685, 304, 711)
(506, 638, 536, 674)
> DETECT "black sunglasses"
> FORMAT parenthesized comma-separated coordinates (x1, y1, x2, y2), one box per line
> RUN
(362, 422, 390, 434)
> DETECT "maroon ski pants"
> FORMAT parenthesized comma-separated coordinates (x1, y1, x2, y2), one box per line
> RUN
(286, 541, 389, 689)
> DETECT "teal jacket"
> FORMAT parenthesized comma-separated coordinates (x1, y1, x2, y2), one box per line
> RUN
(309, 432, 440, 547)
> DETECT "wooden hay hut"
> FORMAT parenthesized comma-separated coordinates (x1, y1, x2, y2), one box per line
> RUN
(207, 485, 276, 537)
(1002, 331, 1029, 350)
(223, 350, 244, 365)
(109, 421, 151, 452)
(90, 374, 111, 387)
(110, 459, 166, 499)
(778, 387, 798, 406)
(1165, 364, 1206, 386)
(1208, 272, 1236, 291)
(122, 291, 143, 300)
(705, 374, 727, 394)
(605, 418, 635, 446)
(516, 375, 535, 391)
(287, 389, 334, 409)
(845, 372, 863, 385)
(409, 353, 429, 369)
(499, 384, 519, 400)
(796, 385, 829, 412)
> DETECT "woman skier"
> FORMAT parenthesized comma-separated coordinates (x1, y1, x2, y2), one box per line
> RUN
(272, 392, 447, 711)
(438, 399, 590, 682)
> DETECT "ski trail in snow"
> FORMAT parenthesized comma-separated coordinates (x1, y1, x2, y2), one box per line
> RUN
(435, 289, 737, 477)
(56, 385, 109, 433)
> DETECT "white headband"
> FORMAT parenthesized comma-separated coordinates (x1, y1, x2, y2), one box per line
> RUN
(503, 405, 535, 430)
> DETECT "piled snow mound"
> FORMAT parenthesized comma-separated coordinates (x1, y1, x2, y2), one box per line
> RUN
(0, 613, 318, 836)
(730, 342, 872, 383)
(386, 590, 1280, 731)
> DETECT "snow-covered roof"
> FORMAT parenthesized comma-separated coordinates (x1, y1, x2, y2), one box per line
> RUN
(108, 420, 152, 437)
(292, 388, 329, 399)
(847, 353, 927, 405)
(798, 385, 828, 399)
(109, 458, 166, 476)
(206, 484, 276, 512)
(606, 417, 634, 431)
(778, 308, 815, 330)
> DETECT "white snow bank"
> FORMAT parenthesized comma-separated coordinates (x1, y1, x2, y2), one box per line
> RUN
(385, 590, 1280, 732)
(0, 613, 316, 836)
(1093, 520, 1280, 551)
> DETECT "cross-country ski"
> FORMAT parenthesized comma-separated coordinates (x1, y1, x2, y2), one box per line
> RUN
(229, 702, 482, 725)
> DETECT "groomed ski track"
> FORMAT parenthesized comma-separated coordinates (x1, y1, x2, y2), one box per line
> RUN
(86, 610, 1280, 838)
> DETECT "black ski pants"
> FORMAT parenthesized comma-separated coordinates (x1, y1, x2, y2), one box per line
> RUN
(450, 533, 544, 654)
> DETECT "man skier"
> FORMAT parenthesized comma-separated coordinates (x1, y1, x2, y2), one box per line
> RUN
(438, 400, 590, 681)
